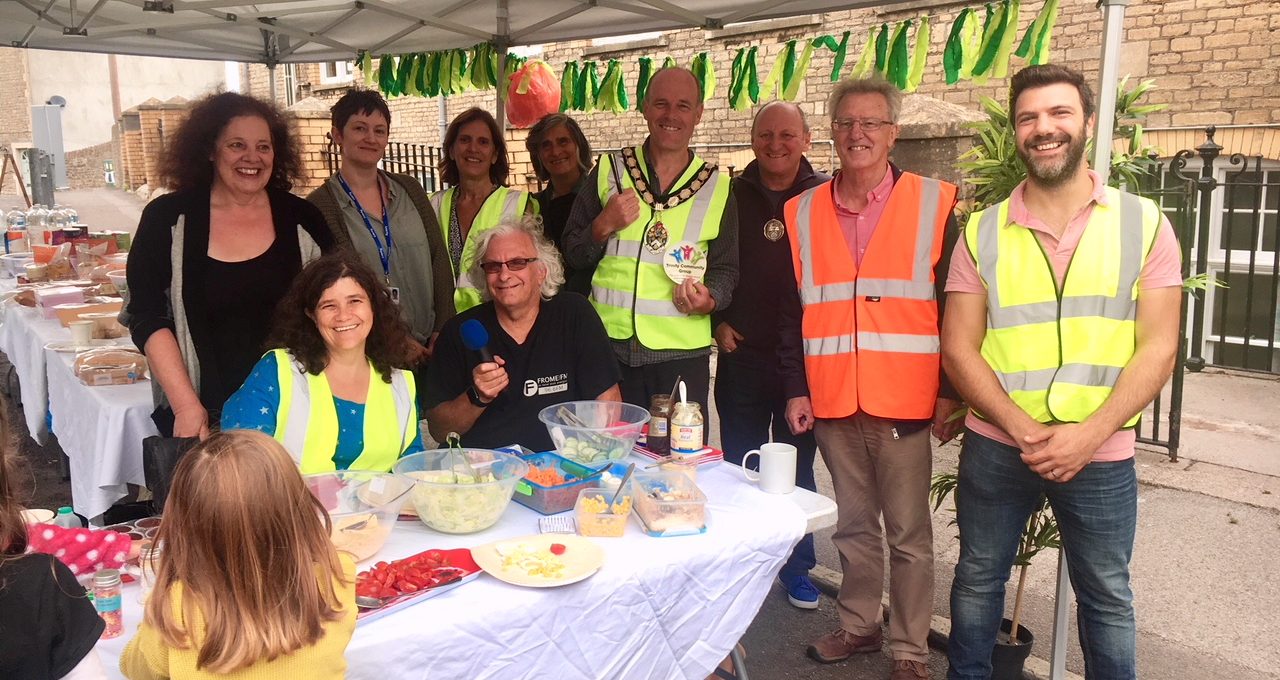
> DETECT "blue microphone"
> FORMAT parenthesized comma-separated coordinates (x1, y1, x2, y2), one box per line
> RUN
(460, 319, 495, 363)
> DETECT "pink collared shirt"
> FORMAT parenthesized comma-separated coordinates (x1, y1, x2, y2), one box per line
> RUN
(946, 170, 1183, 461)
(831, 167, 896, 266)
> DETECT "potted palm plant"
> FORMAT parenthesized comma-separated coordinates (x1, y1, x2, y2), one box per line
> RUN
(930, 471, 1059, 680)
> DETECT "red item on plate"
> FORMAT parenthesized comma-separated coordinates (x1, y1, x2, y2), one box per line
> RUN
(25, 525, 132, 576)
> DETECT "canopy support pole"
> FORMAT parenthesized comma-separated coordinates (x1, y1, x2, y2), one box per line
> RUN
(1048, 3, 1129, 680)
(493, 0, 510, 130)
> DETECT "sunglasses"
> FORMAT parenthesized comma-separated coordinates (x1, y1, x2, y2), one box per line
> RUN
(479, 257, 538, 275)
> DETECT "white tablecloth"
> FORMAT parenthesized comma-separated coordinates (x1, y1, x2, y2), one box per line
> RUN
(95, 460, 832, 679)
(0, 299, 158, 518)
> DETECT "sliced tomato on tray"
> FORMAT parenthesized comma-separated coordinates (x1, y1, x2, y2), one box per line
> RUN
(355, 548, 481, 611)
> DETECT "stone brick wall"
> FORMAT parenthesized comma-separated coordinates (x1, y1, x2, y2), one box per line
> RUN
(65, 140, 117, 189)
(136, 101, 190, 190)
(0, 48, 33, 196)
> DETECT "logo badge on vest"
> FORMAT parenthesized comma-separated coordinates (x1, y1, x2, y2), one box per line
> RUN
(644, 221, 669, 253)
(662, 240, 708, 284)
(763, 219, 785, 241)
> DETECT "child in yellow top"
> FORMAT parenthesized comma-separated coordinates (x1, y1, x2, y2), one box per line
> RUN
(121, 430, 356, 679)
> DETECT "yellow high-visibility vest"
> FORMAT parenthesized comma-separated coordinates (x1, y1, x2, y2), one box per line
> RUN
(964, 187, 1161, 426)
(590, 147, 730, 350)
(271, 349, 417, 473)
(430, 186, 534, 312)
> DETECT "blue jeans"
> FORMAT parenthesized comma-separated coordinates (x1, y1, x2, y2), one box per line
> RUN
(715, 349, 818, 579)
(947, 430, 1138, 680)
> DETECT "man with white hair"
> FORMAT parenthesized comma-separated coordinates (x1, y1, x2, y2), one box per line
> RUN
(778, 76, 964, 680)
(424, 216, 621, 450)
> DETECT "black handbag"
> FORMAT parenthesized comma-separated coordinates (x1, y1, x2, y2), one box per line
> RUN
(141, 435, 199, 513)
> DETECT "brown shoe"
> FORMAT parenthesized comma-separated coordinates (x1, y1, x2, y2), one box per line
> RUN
(806, 627, 883, 663)
(889, 659, 928, 680)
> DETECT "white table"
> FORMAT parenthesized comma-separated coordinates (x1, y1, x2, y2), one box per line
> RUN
(0, 299, 158, 518)
(95, 460, 836, 679)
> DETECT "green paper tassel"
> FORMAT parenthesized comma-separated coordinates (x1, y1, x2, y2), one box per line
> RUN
(944, 9, 973, 84)
(597, 59, 629, 112)
(662, 56, 677, 69)
(972, 0, 1009, 83)
(830, 31, 851, 81)
(886, 21, 910, 89)
(404, 53, 422, 97)
(359, 51, 373, 86)
(377, 55, 395, 95)
(783, 40, 816, 100)
(761, 41, 794, 100)
(729, 47, 760, 111)
(961, 7, 984, 79)
(419, 52, 437, 96)
(906, 17, 931, 92)
(1016, 0, 1060, 64)
(560, 61, 579, 111)
(992, 0, 1020, 78)
(874, 23, 889, 74)
(691, 52, 716, 101)
(636, 57, 654, 105)
(850, 30, 877, 79)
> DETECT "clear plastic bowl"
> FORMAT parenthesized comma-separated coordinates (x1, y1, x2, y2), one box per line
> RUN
(303, 471, 413, 561)
(393, 449, 529, 534)
(538, 401, 651, 468)
(0, 253, 33, 278)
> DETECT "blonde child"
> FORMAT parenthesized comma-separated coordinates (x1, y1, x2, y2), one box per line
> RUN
(120, 430, 356, 679)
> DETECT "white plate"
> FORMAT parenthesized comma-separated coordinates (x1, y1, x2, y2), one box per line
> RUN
(43, 339, 118, 353)
(471, 534, 604, 588)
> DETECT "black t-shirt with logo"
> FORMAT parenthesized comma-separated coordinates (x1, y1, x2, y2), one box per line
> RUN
(425, 293, 621, 451)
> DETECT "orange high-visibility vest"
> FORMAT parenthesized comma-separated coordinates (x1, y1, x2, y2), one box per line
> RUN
(784, 172, 956, 420)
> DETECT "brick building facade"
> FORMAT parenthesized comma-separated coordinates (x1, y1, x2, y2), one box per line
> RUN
(241, 0, 1278, 188)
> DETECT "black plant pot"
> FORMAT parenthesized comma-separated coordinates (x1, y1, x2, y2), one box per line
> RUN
(991, 618, 1034, 680)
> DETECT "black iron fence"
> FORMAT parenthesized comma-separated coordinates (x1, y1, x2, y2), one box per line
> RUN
(1130, 125, 1280, 460)
(323, 135, 443, 193)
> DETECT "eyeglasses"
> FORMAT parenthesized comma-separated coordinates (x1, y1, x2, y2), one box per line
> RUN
(479, 257, 538, 274)
(831, 118, 894, 133)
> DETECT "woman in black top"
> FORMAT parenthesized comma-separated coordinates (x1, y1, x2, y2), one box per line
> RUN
(125, 92, 334, 438)
(525, 113, 594, 295)
(0, 410, 106, 679)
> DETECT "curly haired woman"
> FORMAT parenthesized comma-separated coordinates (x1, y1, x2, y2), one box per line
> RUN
(221, 254, 422, 473)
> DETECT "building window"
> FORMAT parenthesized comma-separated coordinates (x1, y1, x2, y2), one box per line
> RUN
(320, 60, 354, 84)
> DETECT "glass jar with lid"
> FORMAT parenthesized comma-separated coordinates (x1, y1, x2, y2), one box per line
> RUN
(669, 401, 704, 462)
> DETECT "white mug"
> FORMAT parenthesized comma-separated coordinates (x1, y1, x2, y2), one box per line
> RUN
(68, 319, 94, 345)
(740, 442, 797, 494)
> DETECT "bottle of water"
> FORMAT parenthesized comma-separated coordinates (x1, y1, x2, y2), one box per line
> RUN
(53, 506, 82, 528)
(50, 204, 70, 230)
(4, 208, 27, 254)
(27, 204, 49, 246)
(64, 205, 79, 226)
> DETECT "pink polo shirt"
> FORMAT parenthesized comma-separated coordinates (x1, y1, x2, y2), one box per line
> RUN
(832, 168, 896, 266)
(945, 171, 1183, 461)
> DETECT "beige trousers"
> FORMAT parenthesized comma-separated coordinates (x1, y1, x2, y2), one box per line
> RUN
(815, 412, 934, 662)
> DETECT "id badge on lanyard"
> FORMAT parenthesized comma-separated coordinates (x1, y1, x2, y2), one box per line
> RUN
(337, 174, 399, 303)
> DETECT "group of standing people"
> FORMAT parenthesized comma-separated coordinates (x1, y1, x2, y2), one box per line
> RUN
(99, 60, 1174, 680)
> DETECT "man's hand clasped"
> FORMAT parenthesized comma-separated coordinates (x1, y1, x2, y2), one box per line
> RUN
(1020, 421, 1109, 483)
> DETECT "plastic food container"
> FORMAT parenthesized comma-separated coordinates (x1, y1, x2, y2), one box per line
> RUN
(0, 253, 33, 278)
(538, 401, 650, 468)
(575, 487, 632, 537)
(631, 470, 708, 537)
(393, 449, 529, 534)
(513, 451, 604, 515)
(304, 471, 413, 561)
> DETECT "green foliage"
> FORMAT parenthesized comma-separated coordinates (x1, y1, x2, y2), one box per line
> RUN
(930, 469, 1060, 574)
(957, 77, 1168, 214)
(1182, 272, 1227, 297)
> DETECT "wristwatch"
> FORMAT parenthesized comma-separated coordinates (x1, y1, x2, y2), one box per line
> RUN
(467, 385, 492, 408)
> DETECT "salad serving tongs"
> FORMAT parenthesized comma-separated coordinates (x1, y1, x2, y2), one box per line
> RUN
(445, 432, 482, 483)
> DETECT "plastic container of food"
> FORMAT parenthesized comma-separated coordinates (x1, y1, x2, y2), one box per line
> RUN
(538, 401, 650, 468)
(304, 471, 413, 561)
(513, 451, 605, 515)
(574, 487, 632, 537)
(393, 449, 529, 534)
(630, 470, 708, 537)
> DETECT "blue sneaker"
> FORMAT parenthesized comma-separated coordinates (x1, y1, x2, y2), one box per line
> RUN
(779, 573, 820, 610)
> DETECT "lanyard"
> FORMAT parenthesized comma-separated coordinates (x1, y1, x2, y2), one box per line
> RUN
(336, 173, 393, 280)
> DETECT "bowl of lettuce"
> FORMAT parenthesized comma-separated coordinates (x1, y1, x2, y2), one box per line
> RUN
(393, 449, 529, 534)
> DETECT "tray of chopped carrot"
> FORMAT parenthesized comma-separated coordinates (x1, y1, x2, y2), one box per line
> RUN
(512, 451, 611, 515)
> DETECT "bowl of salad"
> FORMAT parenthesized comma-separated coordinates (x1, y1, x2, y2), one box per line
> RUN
(538, 400, 650, 468)
(393, 449, 529, 534)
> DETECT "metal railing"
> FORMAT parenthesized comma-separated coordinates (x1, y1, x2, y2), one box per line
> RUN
(323, 135, 443, 193)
